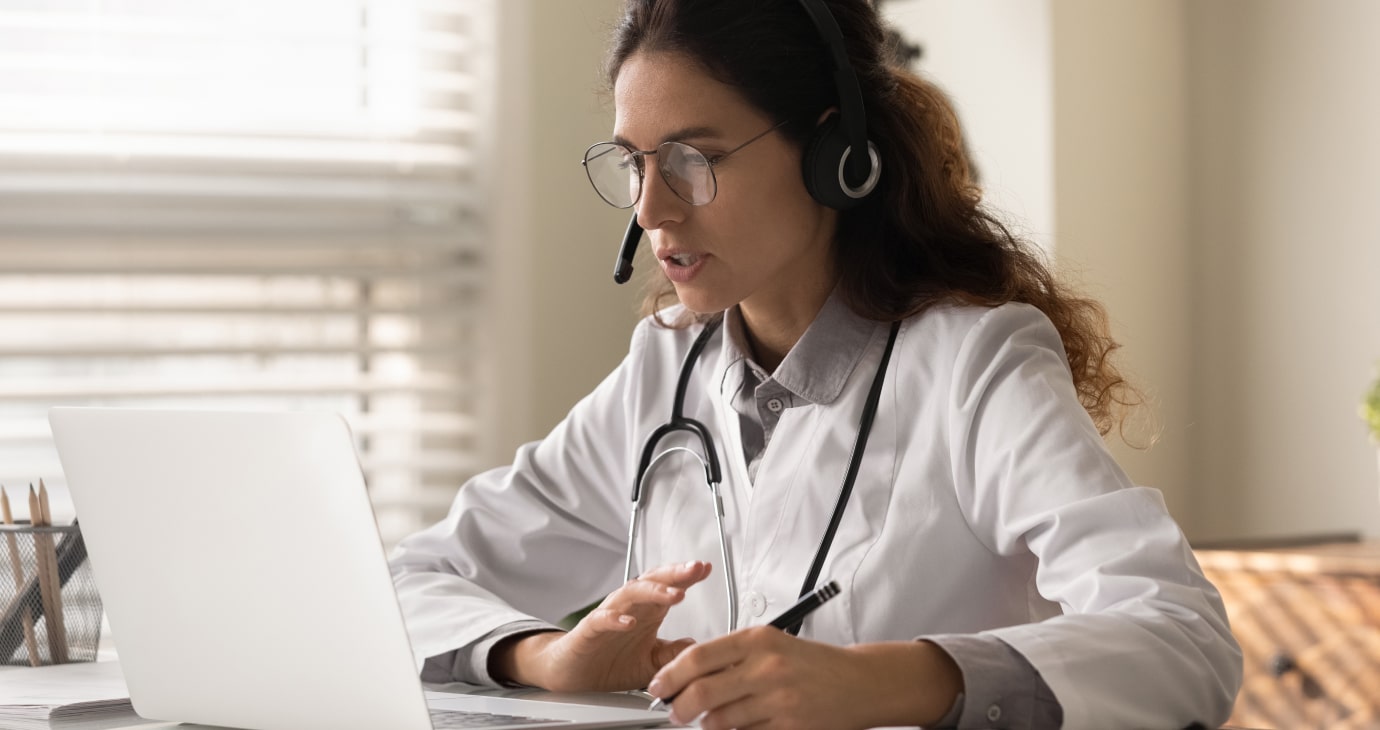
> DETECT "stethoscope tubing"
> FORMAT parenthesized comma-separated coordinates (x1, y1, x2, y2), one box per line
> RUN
(626, 445, 739, 631)
(790, 319, 900, 616)
(625, 316, 900, 636)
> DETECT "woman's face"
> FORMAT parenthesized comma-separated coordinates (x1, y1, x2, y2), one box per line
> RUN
(614, 51, 837, 318)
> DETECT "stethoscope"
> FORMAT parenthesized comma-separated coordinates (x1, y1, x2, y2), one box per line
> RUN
(623, 315, 901, 635)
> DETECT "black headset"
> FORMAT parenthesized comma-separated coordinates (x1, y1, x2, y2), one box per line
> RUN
(796, 0, 881, 210)
(613, 0, 880, 284)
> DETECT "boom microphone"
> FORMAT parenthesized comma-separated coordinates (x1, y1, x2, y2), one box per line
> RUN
(613, 213, 642, 284)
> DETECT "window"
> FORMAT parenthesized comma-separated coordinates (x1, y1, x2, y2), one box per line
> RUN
(0, 0, 493, 544)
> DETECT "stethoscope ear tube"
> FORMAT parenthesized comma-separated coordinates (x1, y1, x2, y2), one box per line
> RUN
(629, 318, 724, 503)
(625, 318, 735, 628)
(630, 420, 721, 502)
(626, 443, 739, 632)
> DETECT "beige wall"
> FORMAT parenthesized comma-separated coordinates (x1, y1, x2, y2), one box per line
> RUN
(486, 0, 641, 462)
(882, 0, 1055, 251)
(1051, 0, 1380, 539)
(1049, 1, 1196, 525)
(1186, 0, 1380, 540)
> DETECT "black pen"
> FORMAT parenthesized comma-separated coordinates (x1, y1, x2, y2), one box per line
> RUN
(647, 580, 841, 712)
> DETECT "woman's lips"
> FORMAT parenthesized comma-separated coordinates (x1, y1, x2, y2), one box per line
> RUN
(659, 252, 708, 283)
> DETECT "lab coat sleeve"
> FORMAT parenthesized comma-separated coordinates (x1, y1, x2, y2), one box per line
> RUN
(946, 304, 1242, 730)
(387, 320, 653, 679)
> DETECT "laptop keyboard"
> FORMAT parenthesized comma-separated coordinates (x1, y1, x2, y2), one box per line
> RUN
(429, 709, 572, 727)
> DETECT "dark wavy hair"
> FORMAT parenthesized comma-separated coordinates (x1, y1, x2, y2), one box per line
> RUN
(606, 0, 1143, 439)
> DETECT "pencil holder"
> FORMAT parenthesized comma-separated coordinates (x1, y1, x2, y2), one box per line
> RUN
(0, 523, 103, 667)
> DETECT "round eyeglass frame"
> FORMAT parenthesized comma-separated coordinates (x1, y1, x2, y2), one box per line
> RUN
(581, 121, 787, 209)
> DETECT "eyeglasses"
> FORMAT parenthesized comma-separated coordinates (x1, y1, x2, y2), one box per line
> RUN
(581, 121, 787, 209)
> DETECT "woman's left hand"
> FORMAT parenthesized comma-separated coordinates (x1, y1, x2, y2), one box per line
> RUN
(646, 627, 963, 729)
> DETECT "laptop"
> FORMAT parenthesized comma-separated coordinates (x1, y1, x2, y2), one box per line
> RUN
(49, 407, 671, 730)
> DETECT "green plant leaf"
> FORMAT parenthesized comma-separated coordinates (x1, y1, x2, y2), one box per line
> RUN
(1363, 369, 1380, 442)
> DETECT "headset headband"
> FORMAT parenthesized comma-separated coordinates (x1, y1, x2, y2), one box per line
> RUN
(794, 0, 872, 186)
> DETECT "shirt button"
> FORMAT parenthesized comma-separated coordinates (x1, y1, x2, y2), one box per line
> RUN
(986, 704, 1002, 722)
(743, 591, 767, 617)
(765, 397, 784, 413)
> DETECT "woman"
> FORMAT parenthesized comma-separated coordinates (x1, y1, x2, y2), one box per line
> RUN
(389, 1, 1242, 728)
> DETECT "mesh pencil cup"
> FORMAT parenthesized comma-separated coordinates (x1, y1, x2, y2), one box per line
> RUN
(1, 523, 103, 666)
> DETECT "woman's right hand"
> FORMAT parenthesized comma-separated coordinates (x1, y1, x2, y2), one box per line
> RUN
(489, 560, 713, 692)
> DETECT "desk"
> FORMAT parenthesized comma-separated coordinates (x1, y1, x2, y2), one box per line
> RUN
(1196, 540, 1380, 729)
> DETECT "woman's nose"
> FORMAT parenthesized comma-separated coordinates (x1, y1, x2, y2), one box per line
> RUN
(635, 158, 687, 231)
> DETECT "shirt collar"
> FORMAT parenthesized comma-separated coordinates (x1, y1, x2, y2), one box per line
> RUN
(719, 289, 880, 406)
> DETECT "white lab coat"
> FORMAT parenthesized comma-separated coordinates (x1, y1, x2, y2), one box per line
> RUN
(390, 301, 1242, 729)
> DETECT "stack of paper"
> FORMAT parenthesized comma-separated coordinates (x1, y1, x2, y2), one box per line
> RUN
(0, 661, 143, 730)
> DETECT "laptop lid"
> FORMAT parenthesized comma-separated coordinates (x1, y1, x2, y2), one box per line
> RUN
(49, 408, 667, 730)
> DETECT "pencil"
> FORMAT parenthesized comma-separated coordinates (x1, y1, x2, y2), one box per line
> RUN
(38, 481, 67, 663)
(29, 485, 60, 664)
(1, 487, 41, 666)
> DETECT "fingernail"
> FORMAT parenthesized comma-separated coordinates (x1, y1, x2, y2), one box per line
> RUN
(683, 560, 698, 569)
(647, 677, 663, 695)
(619, 614, 634, 625)
(664, 585, 680, 596)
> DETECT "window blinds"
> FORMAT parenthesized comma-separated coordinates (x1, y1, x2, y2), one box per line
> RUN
(0, 0, 493, 544)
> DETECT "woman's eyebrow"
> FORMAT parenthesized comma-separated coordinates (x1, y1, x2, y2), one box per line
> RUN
(612, 125, 722, 149)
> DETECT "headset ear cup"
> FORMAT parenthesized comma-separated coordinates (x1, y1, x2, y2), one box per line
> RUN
(802, 113, 864, 210)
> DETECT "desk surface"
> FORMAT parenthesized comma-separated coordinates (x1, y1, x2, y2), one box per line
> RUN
(0, 659, 668, 730)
